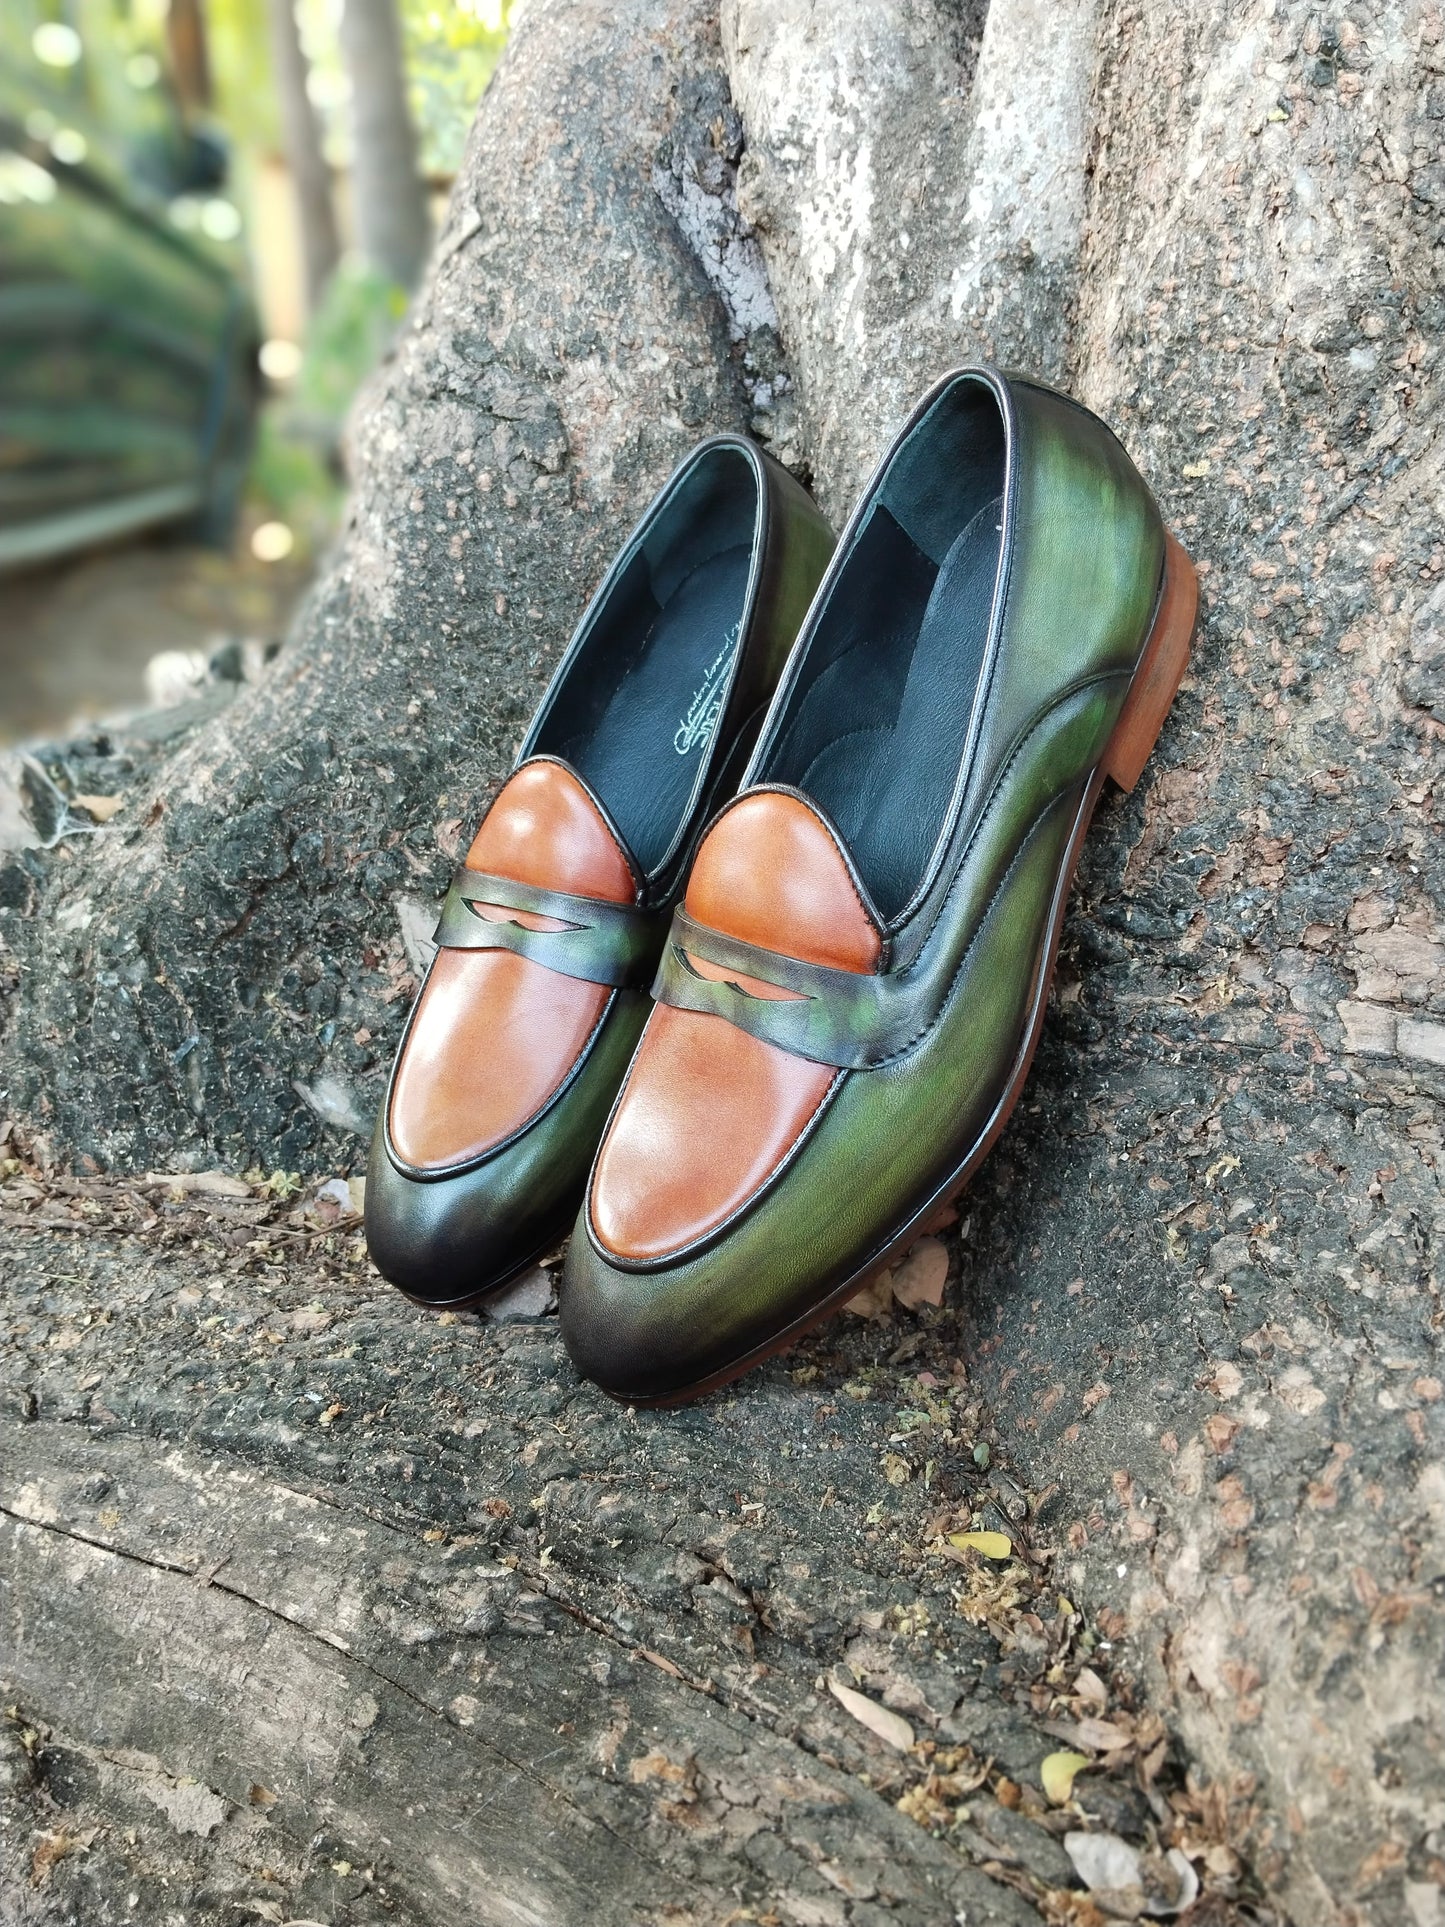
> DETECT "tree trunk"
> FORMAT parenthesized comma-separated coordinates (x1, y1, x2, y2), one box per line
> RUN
(1, 2, 1441, 1922)
(166, 0, 215, 116)
(266, 0, 342, 314)
(338, 0, 431, 289)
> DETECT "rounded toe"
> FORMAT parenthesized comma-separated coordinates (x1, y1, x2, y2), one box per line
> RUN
(364, 1126, 546, 1308)
(559, 1235, 684, 1401)
(559, 1225, 760, 1402)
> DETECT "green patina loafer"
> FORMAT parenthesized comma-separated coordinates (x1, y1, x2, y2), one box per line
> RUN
(365, 434, 834, 1306)
(561, 365, 1198, 1401)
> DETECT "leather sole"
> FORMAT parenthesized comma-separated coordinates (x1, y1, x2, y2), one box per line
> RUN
(614, 531, 1200, 1408)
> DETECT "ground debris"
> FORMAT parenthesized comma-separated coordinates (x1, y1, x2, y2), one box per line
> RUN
(0, 1189, 1273, 1927)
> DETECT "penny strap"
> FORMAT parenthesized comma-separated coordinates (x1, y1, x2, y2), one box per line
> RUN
(649, 907, 926, 1069)
(651, 821, 1034, 1073)
(433, 869, 661, 989)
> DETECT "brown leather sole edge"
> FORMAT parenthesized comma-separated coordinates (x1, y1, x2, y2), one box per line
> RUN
(617, 531, 1200, 1409)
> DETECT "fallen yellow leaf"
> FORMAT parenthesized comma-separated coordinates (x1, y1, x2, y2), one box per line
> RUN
(1041, 1749, 1090, 1804)
(947, 1529, 1013, 1559)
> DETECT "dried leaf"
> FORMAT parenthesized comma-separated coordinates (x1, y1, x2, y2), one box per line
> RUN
(889, 1236, 949, 1310)
(312, 1177, 358, 1215)
(1075, 1716, 1134, 1753)
(639, 1647, 684, 1679)
(947, 1529, 1013, 1560)
(1073, 1666, 1109, 1706)
(844, 1275, 894, 1320)
(1063, 1832, 1200, 1917)
(827, 1676, 915, 1752)
(1065, 1830, 1142, 1896)
(30, 1827, 97, 1886)
(1203, 1360, 1243, 1399)
(73, 794, 124, 821)
(482, 1265, 556, 1323)
(144, 1169, 251, 1198)
(1041, 1750, 1090, 1804)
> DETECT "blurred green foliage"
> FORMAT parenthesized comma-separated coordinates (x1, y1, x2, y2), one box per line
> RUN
(249, 259, 408, 546)
(208, 0, 519, 177)
(9, 0, 518, 559)
(248, 409, 337, 548)
(207, 0, 279, 152)
(210, 1, 518, 554)
(296, 256, 408, 421)
(402, 0, 517, 176)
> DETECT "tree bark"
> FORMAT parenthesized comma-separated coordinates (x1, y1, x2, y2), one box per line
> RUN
(725, 6, 1445, 1922)
(721, 0, 1100, 519)
(166, 0, 215, 117)
(338, 0, 432, 289)
(0, 1215, 1084, 1927)
(980, 7, 1445, 1921)
(1, 2, 1442, 1922)
(266, 0, 342, 314)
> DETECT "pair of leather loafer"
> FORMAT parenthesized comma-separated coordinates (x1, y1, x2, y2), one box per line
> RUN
(364, 433, 835, 1303)
(366, 365, 1198, 1404)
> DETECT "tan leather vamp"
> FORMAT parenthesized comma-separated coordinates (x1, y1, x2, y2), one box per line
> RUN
(684, 790, 881, 970)
(389, 760, 637, 1171)
(590, 791, 881, 1262)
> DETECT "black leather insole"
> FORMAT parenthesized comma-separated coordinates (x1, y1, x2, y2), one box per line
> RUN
(566, 542, 752, 876)
(780, 496, 1002, 918)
